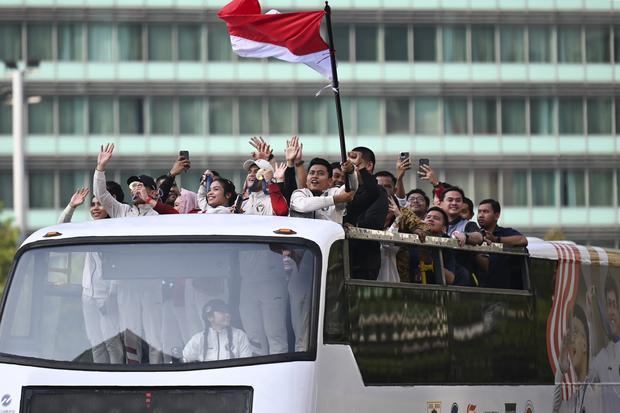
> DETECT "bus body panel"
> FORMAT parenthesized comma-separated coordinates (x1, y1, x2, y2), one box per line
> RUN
(316, 344, 554, 412)
(0, 361, 318, 413)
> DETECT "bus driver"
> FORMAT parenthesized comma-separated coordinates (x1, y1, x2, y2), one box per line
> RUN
(183, 299, 252, 362)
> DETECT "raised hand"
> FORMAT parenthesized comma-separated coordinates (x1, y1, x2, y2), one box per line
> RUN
(340, 160, 354, 174)
(97, 143, 115, 171)
(284, 136, 300, 166)
(250, 136, 273, 161)
(348, 150, 366, 170)
(418, 164, 439, 186)
(388, 196, 401, 218)
(170, 155, 191, 177)
(69, 187, 90, 208)
(396, 156, 411, 179)
(273, 162, 287, 182)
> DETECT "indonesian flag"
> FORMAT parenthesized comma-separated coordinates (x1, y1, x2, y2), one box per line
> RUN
(218, 0, 333, 80)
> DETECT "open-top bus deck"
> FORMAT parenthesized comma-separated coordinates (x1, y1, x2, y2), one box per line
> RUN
(0, 214, 618, 412)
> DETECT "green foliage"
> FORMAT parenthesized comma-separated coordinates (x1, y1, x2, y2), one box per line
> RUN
(0, 211, 19, 293)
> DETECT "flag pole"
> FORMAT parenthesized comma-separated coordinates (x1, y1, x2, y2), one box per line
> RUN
(324, 2, 350, 192)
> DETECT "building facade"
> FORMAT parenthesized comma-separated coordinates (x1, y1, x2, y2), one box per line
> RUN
(0, 0, 619, 246)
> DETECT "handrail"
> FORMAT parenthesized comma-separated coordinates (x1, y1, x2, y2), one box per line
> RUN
(344, 227, 529, 256)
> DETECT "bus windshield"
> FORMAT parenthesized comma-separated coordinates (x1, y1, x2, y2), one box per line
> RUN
(0, 241, 317, 367)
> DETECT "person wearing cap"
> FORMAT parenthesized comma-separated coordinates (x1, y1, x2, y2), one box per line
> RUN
(239, 158, 288, 216)
(289, 157, 357, 224)
(183, 299, 252, 362)
(94, 144, 159, 218)
(94, 143, 164, 364)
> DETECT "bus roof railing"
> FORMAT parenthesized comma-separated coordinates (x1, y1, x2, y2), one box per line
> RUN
(344, 227, 529, 256)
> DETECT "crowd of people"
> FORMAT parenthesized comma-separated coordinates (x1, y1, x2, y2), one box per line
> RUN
(58, 135, 528, 364)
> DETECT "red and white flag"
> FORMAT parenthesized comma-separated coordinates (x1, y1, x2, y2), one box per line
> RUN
(218, 0, 333, 80)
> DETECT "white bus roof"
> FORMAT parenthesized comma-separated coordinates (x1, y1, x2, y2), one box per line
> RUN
(22, 214, 345, 249)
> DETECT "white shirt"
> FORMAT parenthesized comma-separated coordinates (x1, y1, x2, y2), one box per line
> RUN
(242, 191, 273, 216)
(93, 170, 158, 218)
(183, 327, 252, 362)
(289, 175, 358, 224)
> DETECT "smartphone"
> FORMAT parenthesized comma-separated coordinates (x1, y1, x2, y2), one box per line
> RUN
(233, 194, 244, 214)
(418, 158, 430, 173)
(399, 152, 409, 162)
(179, 150, 189, 160)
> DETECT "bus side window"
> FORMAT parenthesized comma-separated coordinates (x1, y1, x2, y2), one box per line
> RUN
(324, 240, 348, 343)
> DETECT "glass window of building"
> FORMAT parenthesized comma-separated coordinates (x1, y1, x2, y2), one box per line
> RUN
(474, 170, 499, 201)
(557, 26, 582, 63)
(118, 24, 143, 61)
(178, 25, 202, 61)
(356, 98, 381, 135)
(561, 170, 585, 206)
(355, 26, 378, 62)
(442, 26, 466, 62)
(28, 98, 54, 134)
(472, 97, 497, 134)
(89, 97, 114, 135)
(0, 171, 13, 208)
(587, 98, 612, 135)
(59, 171, 86, 207)
(150, 97, 173, 135)
(333, 25, 350, 61)
(471, 25, 495, 62)
(148, 25, 173, 61)
(530, 98, 555, 134)
(531, 170, 556, 206)
(119, 97, 144, 134)
(58, 24, 83, 61)
(0, 104, 12, 135)
(88, 24, 114, 62)
(327, 97, 351, 135)
(385, 25, 408, 61)
(0, 23, 22, 61)
(444, 170, 470, 194)
(209, 97, 233, 134)
(413, 26, 437, 62)
(616, 98, 620, 134)
(589, 170, 614, 206)
(615, 27, 620, 63)
(443, 98, 468, 134)
(29, 171, 55, 209)
(298, 98, 322, 135)
(503, 170, 528, 206)
(501, 98, 526, 134)
(585, 27, 610, 63)
(500, 26, 525, 62)
(239, 97, 262, 135)
(386, 98, 409, 134)
(58, 97, 85, 135)
(27, 24, 52, 61)
(268, 97, 293, 135)
(179, 97, 204, 135)
(415, 98, 440, 135)
(558, 98, 584, 134)
(208, 24, 233, 61)
(529, 26, 552, 62)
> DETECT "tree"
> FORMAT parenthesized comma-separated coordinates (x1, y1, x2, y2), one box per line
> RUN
(0, 209, 18, 292)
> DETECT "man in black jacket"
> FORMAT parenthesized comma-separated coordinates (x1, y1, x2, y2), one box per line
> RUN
(344, 146, 389, 280)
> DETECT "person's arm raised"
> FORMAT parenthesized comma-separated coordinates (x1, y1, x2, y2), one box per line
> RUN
(93, 143, 131, 218)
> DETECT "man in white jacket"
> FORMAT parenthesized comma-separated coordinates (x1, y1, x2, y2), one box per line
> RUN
(289, 157, 357, 224)
(183, 299, 252, 362)
(94, 143, 163, 364)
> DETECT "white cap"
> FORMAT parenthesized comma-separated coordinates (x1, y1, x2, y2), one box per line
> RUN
(243, 159, 273, 172)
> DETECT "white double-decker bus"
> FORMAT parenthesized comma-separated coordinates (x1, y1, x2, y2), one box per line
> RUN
(0, 214, 619, 412)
